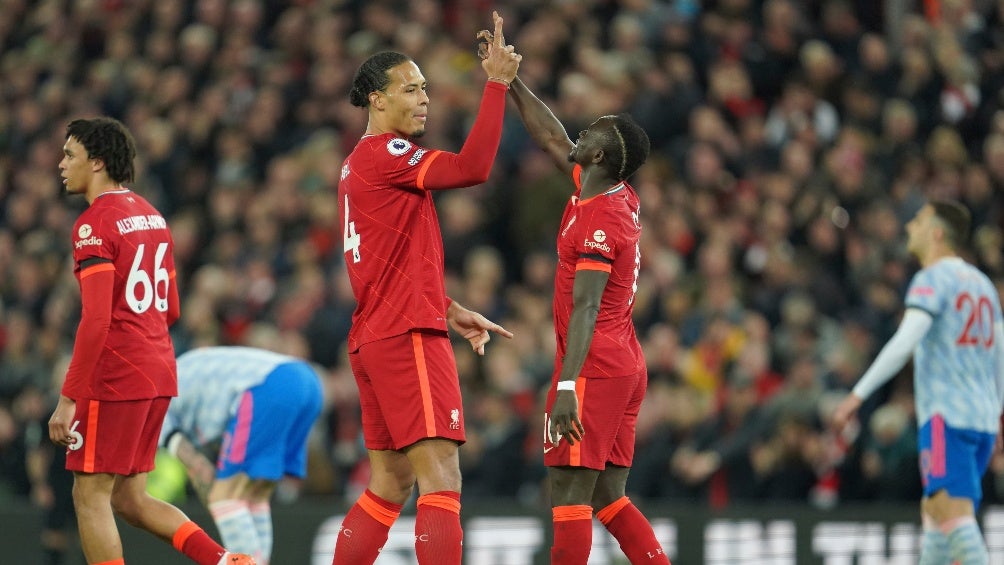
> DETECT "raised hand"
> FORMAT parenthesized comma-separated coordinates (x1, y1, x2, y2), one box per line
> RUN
(476, 26, 499, 60)
(480, 11, 520, 84)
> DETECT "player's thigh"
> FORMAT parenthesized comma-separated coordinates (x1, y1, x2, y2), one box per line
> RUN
(356, 330, 465, 450)
(237, 363, 321, 477)
(66, 397, 168, 475)
(919, 414, 996, 507)
(350, 348, 395, 451)
(608, 370, 646, 467)
(72, 471, 116, 502)
(281, 365, 323, 479)
(218, 380, 291, 480)
(217, 362, 323, 481)
(543, 375, 637, 470)
(548, 466, 600, 506)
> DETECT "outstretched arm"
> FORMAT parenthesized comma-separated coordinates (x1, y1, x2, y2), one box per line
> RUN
(417, 11, 521, 191)
(508, 77, 575, 176)
(477, 28, 574, 175)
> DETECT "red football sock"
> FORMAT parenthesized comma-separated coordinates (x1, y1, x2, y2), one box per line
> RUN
(596, 497, 671, 564)
(415, 491, 462, 565)
(332, 489, 402, 565)
(551, 505, 593, 565)
(172, 520, 226, 565)
(92, 560, 125, 565)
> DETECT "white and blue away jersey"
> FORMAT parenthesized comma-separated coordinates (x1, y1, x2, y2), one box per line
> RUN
(906, 257, 1003, 433)
(160, 346, 298, 446)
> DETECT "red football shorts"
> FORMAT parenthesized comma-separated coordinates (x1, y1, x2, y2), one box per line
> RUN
(65, 397, 170, 475)
(350, 329, 465, 451)
(543, 370, 646, 470)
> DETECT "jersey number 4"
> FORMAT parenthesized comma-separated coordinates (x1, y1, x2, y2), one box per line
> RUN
(956, 292, 995, 348)
(127, 242, 170, 314)
(343, 195, 361, 263)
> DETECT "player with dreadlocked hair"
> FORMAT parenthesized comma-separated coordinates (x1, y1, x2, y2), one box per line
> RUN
(477, 26, 668, 565)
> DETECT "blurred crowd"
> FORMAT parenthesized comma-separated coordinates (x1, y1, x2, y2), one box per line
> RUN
(6, 0, 1004, 526)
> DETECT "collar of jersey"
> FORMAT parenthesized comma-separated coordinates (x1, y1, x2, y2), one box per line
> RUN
(578, 182, 625, 206)
(93, 188, 131, 201)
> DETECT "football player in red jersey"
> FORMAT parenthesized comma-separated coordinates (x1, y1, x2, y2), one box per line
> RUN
(478, 27, 671, 565)
(47, 117, 255, 565)
(331, 12, 519, 565)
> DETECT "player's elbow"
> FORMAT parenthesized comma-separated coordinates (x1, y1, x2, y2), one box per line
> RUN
(87, 314, 112, 337)
(167, 306, 180, 327)
(575, 301, 601, 319)
(461, 166, 491, 186)
(456, 157, 493, 186)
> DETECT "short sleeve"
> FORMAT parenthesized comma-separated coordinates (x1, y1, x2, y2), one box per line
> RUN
(904, 269, 944, 317)
(368, 137, 441, 190)
(71, 216, 116, 265)
(574, 205, 622, 266)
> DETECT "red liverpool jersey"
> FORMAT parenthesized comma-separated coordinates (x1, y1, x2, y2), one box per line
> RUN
(339, 133, 450, 352)
(67, 190, 178, 400)
(553, 165, 645, 378)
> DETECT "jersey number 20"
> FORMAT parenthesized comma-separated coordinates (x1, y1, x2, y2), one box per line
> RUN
(956, 292, 995, 348)
(126, 242, 170, 314)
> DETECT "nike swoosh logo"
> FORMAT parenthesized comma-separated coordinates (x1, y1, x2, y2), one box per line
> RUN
(543, 446, 555, 453)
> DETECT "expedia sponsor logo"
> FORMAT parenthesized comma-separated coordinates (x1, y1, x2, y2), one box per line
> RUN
(341, 163, 350, 180)
(75, 236, 103, 249)
(78, 224, 93, 238)
(584, 229, 610, 252)
(584, 239, 610, 252)
(408, 148, 427, 166)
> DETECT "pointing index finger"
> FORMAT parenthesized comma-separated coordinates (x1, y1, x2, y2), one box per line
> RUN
(493, 324, 514, 339)
(493, 11, 504, 48)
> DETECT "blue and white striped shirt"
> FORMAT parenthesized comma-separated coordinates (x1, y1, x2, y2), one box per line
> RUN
(906, 257, 1003, 433)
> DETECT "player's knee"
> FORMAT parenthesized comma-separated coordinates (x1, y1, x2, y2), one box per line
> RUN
(371, 480, 415, 505)
(591, 479, 627, 510)
(590, 489, 621, 512)
(415, 460, 461, 494)
(368, 467, 417, 504)
(70, 484, 98, 514)
(110, 490, 144, 525)
(208, 474, 251, 502)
